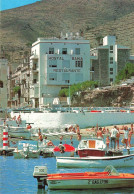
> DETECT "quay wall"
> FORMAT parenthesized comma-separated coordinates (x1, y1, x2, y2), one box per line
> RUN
(10, 111, 134, 130)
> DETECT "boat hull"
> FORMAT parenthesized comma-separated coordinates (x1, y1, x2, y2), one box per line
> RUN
(9, 131, 31, 139)
(14, 151, 39, 159)
(78, 149, 105, 157)
(47, 178, 134, 190)
(56, 154, 134, 168)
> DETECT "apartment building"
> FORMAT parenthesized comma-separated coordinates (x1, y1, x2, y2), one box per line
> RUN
(90, 36, 131, 85)
(8, 61, 30, 107)
(30, 34, 90, 107)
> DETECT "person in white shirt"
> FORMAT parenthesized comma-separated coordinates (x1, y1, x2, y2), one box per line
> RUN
(110, 126, 118, 150)
(124, 126, 129, 148)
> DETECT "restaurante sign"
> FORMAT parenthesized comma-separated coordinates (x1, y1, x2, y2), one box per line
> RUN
(53, 69, 81, 72)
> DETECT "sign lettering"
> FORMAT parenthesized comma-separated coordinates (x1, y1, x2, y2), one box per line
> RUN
(88, 179, 108, 185)
(48, 57, 64, 60)
(53, 69, 81, 73)
(72, 57, 83, 60)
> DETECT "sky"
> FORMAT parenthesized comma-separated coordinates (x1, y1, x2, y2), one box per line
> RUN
(0, 0, 41, 11)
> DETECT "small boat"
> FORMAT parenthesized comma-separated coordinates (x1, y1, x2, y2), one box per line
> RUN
(33, 165, 134, 190)
(56, 154, 134, 168)
(54, 144, 75, 157)
(38, 140, 55, 157)
(8, 126, 31, 139)
(77, 138, 106, 157)
(13, 140, 40, 159)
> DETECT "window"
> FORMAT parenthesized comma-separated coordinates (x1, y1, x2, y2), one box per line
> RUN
(33, 79, 37, 84)
(110, 46, 113, 53)
(75, 74, 83, 81)
(33, 63, 37, 70)
(110, 78, 113, 82)
(62, 73, 70, 83)
(75, 60, 83, 67)
(75, 48, 80, 55)
(49, 60, 57, 67)
(110, 68, 113, 74)
(49, 73, 57, 81)
(0, 81, 3, 88)
(49, 48, 54, 54)
(62, 48, 67, 54)
(110, 57, 113, 64)
(62, 60, 70, 68)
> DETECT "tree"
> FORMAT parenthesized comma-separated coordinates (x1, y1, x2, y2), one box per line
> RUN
(13, 86, 21, 105)
(59, 81, 98, 97)
(115, 63, 134, 84)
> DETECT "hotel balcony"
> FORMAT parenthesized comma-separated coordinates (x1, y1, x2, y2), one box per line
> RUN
(31, 67, 39, 74)
(30, 86, 39, 98)
(30, 54, 38, 60)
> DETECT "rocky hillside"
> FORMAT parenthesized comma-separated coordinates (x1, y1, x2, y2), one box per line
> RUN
(1, 0, 134, 63)
(72, 79, 134, 107)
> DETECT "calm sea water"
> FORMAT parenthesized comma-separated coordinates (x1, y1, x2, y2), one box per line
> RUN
(0, 137, 134, 194)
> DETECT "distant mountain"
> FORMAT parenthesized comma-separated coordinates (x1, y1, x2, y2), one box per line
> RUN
(1, 0, 134, 63)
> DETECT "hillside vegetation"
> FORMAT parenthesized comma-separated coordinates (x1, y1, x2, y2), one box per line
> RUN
(1, 0, 134, 63)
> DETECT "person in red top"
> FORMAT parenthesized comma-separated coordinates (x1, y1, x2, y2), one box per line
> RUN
(27, 124, 32, 130)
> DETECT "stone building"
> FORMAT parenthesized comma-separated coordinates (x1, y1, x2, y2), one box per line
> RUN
(90, 36, 131, 86)
(8, 60, 30, 108)
(0, 58, 8, 108)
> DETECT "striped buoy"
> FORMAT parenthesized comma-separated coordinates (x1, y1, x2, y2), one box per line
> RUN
(3, 127, 8, 150)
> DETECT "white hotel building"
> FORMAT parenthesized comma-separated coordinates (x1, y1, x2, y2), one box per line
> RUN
(30, 35, 90, 107)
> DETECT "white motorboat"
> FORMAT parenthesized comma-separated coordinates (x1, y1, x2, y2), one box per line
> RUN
(38, 140, 54, 157)
(77, 138, 106, 157)
(56, 154, 134, 168)
(13, 140, 40, 159)
(8, 126, 31, 139)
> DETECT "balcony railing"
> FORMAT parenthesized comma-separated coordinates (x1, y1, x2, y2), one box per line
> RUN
(30, 54, 38, 60)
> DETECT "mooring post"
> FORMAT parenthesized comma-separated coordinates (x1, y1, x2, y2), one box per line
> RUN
(3, 126, 8, 150)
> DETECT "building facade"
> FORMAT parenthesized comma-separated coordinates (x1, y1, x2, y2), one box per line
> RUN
(0, 59, 8, 108)
(30, 35, 90, 108)
(90, 36, 131, 86)
(8, 61, 30, 108)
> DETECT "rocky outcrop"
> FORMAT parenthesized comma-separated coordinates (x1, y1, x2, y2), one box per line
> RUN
(72, 83, 134, 107)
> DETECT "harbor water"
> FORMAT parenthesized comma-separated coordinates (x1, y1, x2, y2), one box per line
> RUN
(0, 137, 134, 193)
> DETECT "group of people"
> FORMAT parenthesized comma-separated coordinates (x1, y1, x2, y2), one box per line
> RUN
(96, 124, 133, 150)
(12, 115, 22, 124)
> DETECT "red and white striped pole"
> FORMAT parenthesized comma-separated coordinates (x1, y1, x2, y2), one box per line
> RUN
(3, 127, 8, 150)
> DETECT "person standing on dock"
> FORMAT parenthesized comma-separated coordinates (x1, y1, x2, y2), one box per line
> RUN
(116, 127, 120, 150)
(123, 126, 129, 148)
(97, 127, 103, 139)
(110, 126, 118, 150)
(106, 135, 110, 150)
(128, 128, 133, 147)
